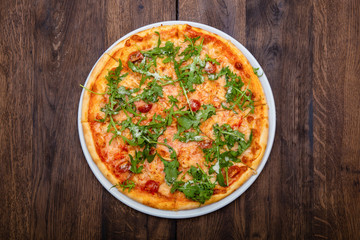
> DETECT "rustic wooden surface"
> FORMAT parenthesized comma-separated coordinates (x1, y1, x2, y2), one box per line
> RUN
(0, 0, 359, 239)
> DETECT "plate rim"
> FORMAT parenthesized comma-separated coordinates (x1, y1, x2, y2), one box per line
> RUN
(78, 20, 276, 219)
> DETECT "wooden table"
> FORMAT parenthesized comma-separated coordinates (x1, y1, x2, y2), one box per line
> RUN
(1, 0, 359, 239)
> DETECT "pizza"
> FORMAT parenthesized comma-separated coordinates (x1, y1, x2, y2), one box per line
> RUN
(81, 24, 268, 210)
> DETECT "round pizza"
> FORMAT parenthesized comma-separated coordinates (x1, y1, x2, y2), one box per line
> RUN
(81, 24, 268, 210)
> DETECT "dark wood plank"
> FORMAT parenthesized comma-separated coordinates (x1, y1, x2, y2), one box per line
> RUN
(178, 0, 246, 43)
(147, 216, 177, 240)
(100, 1, 176, 239)
(0, 1, 34, 239)
(104, 0, 177, 47)
(312, 0, 360, 239)
(247, 1, 314, 239)
(30, 0, 106, 239)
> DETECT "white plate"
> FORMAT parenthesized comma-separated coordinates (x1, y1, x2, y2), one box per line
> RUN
(78, 21, 276, 219)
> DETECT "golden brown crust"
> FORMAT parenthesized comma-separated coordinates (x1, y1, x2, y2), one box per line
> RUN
(81, 24, 269, 210)
(121, 188, 176, 210)
(82, 122, 119, 184)
(81, 54, 118, 122)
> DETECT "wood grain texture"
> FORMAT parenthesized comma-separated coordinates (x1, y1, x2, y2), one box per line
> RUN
(312, 0, 360, 239)
(31, 0, 106, 239)
(0, 1, 34, 239)
(0, 0, 359, 239)
(247, 0, 315, 239)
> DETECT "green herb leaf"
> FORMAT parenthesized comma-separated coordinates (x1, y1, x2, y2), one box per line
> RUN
(140, 80, 164, 103)
(216, 172, 227, 187)
(129, 152, 144, 174)
(171, 166, 216, 204)
(174, 104, 216, 143)
(177, 131, 204, 143)
(205, 54, 220, 65)
(119, 180, 136, 192)
(160, 154, 180, 185)
(177, 115, 197, 130)
(253, 67, 263, 77)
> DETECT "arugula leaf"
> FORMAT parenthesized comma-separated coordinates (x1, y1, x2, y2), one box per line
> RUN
(195, 104, 216, 122)
(142, 36, 180, 61)
(216, 171, 227, 187)
(129, 151, 144, 173)
(128, 60, 170, 82)
(119, 180, 136, 192)
(174, 104, 216, 142)
(225, 79, 244, 104)
(177, 115, 197, 130)
(253, 67, 263, 77)
(164, 96, 183, 126)
(171, 166, 216, 204)
(168, 95, 179, 104)
(97, 60, 130, 123)
(140, 80, 163, 103)
(207, 66, 255, 113)
(213, 124, 252, 153)
(180, 55, 206, 92)
(159, 154, 180, 185)
(177, 131, 204, 143)
(205, 54, 220, 65)
(203, 124, 252, 186)
(180, 35, 202, 61)
(142, 144, 157, 163)
(177, 104, 215, 130)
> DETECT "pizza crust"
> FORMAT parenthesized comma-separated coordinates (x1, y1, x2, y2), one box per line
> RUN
(82, 122, 119, 184)
(81, 24, 269, 210)
(81, 54, 119, 122)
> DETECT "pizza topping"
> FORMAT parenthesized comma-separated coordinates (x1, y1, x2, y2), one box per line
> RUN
(204, 55, 220, 74)
(129, 51, 144, 63)
(130, 34, 143, 42)
(235, 62, 243, 70)
(228, 165, 247, 179)
(251, 92, 256, 100)
(253, 67, 263, 77)
(171, 166, 216, 204)
(206, 124, 253, 186)
(111, 179, 136, 192)
(137, 103, 153, 113)
(213, 188, 226, 195)
(189, 99, 201, 112)
(175, 104, 216, 143)
(117, 162, 131, 173)
(160, 154, 180, 185)
(217, 165, 248, 186)
(198, 139, 213, 149)
(246, 116, 254, 123)
(241, 156, 251, 164)
(129, 151, 145, 173)
(232, 117, 243, 128)
(125, 39, 131, 47)
(119, 180, 136, 192)
(204, 61, 216, 74)
(202, 35, 215, 45)
(207, 66, 255, 113)
(143, 180, 159, 194)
